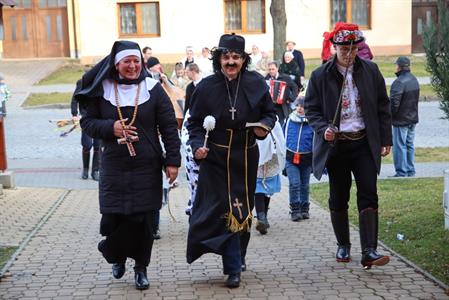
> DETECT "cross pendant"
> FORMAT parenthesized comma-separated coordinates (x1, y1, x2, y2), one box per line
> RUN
(117, 131, 139, 157)
(229, 107, 237, 120)
(233, 198, 243, 219)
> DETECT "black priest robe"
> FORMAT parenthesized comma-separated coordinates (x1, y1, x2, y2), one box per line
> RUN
(186, 70, 276, 264)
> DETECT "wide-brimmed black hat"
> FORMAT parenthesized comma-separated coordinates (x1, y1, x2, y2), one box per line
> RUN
(218, 33, 245, 53)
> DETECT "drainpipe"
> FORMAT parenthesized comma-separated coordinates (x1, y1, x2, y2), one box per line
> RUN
(71, 0, 78, 59)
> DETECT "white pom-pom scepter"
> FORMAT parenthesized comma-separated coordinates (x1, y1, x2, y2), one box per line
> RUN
(202, 115, 216, 148)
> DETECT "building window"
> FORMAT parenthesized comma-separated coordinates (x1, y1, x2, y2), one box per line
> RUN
(39, 0, 67, 8)
(331, 0, 371, 29)
(224, 0, 265, 34)
(118, 2, 160, 37)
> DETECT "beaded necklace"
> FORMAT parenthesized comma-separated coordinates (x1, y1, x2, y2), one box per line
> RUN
(114, 81, 140, 128)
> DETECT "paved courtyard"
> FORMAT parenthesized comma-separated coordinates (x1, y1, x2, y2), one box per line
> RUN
(0, 60, 448, 299)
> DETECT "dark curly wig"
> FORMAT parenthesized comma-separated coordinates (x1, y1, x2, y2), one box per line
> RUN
(210, 47, 252, 74)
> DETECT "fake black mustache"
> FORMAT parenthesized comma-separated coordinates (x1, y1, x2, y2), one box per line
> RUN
(225, 63, 237, 67)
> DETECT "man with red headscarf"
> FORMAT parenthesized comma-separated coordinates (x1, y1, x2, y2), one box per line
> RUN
(305, 23, 392, 269)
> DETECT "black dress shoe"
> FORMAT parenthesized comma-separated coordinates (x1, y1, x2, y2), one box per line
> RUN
(226, 273, 240, 288)
(91, 170, 100, 181)
(336, 244, 351, 262)
(135, 270, 150, 290)
(81, 168, 88, 180)
(112, 263, 126, 279)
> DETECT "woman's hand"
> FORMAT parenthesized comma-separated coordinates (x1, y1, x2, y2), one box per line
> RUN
(194, 147, 209, 160)
(165, 166, 178, 184)
(113, 118, 138, 138)
(381, 146, 391, 157)
(253, 127, 268, 138)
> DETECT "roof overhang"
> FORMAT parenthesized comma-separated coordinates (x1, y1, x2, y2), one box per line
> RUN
(0, 0, 16, 7)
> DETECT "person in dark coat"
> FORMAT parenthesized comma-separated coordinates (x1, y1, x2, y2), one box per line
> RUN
(75, 40, 181, 290)
(186, 33, 276, 288)
(279, 51, 302, 90)
(285, 40, 305, 81)
(71, 82, 101, 181)
(390, 56, 420, 177)
(304, 22, 392, 269)
(265, 61, 298, 125)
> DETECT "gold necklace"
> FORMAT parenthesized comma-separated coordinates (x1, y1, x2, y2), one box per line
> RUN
(114, 81, 140, 128)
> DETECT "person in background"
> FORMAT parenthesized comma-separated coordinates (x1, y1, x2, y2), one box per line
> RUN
(142, 46, 152, 64)
(284, 97, 313, 221)
(182, 63, 202, 216)
(390, 56, 420, 177)
(305, 22, 392, 269)
(183, 46, 195, 68)
(76, 40, 180, 290)
(357, 41, 373, 60)
(170, 62, 189, 91)
(255, 49, 271, 76)
(285, 41, 305, 83)
(0, 74, 11, 117)
(279, 51, 302, 90)
(265, 61, 298, 125)
(196, 47, 213, 77)
(71, 83, 101, 181)
(254, 120, 285, 235)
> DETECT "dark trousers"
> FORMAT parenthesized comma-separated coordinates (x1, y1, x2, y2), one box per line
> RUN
(326, 137, 378, 212)
(81, 131, 101, 151)
(222, 232, 250, 275)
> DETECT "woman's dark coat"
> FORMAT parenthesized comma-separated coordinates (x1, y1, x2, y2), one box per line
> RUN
(304, 57, 392, 180)
(80, 83, 181, 214)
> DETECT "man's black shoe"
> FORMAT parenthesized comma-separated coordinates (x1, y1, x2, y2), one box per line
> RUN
(226, 273, 241, 288)
(112, 263, 125, 279)
(134, 270, 150, 290)
(388, 174, 405, 178)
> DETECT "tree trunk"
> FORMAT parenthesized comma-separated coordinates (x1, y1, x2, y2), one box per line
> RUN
(270, 0, 287, 62)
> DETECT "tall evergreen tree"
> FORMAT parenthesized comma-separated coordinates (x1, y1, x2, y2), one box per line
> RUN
(422, 0, 449, 119)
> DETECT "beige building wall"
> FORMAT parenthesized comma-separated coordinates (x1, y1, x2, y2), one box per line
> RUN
(73, 0, 412, 64)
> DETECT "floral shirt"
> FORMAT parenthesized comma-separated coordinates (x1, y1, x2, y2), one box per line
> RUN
(336, 64, 365, 132)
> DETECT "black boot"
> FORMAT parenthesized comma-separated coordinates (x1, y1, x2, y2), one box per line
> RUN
(359, 208, 389, 269)
(330, 210, 351, 262)
(255, 212, 268, 235)
(290, 203, 302, 221)
(226, 273, 241, 288)
(81, 150, 90, 180)
(134, 265, 149, 290)
(112, 261, 126, 279)
(264, 196, 271, 228)
(91, 149, 101, 181)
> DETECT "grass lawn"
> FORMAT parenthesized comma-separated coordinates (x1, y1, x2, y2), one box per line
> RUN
(36, 63, 88, 85)
(0, 246, 17, 272)
(310, 177, 449, 285)
(304, 55, 430, 79)
(382, 147, 449, 164)
(22, 92, 72, 107)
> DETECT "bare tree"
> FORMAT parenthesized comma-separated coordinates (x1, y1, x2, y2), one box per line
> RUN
(270, 0, 287, 61)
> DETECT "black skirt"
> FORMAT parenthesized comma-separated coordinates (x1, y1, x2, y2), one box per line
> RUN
(98, 211, 156, 266)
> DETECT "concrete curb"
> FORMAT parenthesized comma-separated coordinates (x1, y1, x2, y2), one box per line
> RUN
(0, 189, 71, 280)
(21, 103, 70, 110)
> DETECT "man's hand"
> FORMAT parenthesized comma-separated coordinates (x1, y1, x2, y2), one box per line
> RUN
(253, 127, 268, 138)
(165, 166, 178, 184)
(324, 127, 338, 142)
(72, 115, 80, 122)
(194, 147, 209, 160)
(381, 146, 391, 157)
(113, 118, 138, 138)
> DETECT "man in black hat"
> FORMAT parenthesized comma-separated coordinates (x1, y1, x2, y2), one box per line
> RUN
(186, 33, 276, 288)
(305, 23, 392, 269)
(390, 56, 420, 177)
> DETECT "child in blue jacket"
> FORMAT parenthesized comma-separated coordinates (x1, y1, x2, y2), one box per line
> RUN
(284, 97, 314, 221)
